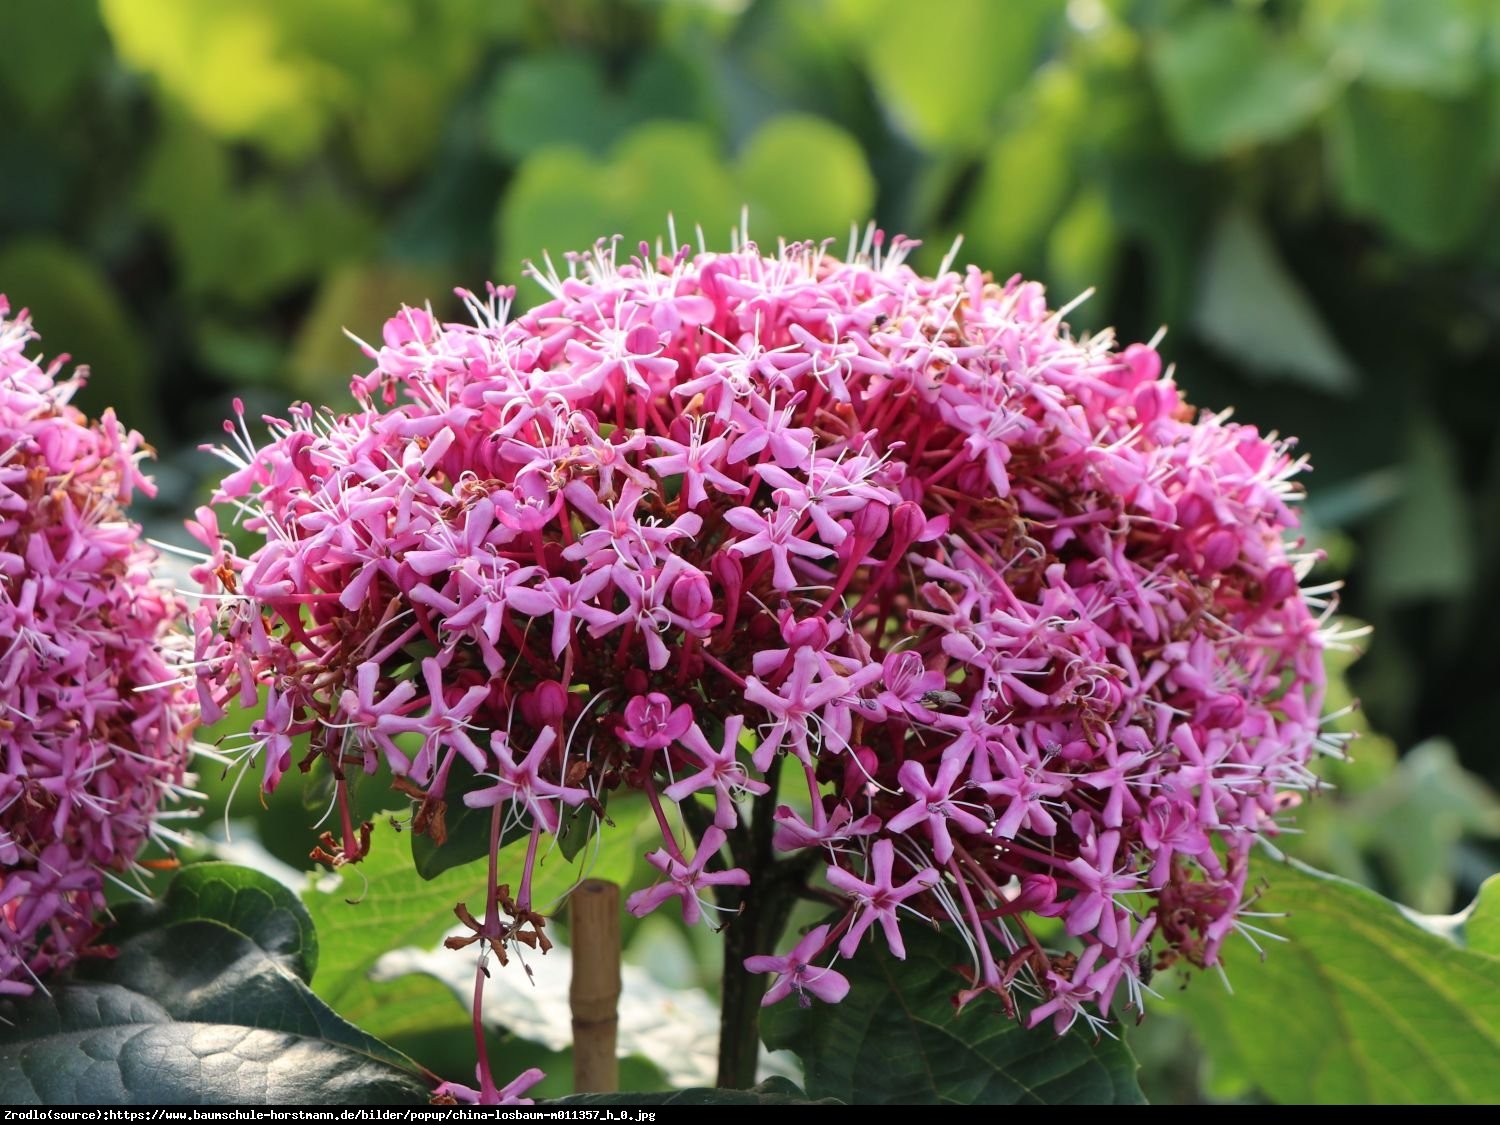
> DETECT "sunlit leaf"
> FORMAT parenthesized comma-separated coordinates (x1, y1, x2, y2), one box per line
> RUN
(739, 115, 875, 241)
(1175, 859, 1500, 1104)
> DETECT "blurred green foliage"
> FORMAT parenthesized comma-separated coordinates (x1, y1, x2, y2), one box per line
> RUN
(7, 0, 1500, 1103)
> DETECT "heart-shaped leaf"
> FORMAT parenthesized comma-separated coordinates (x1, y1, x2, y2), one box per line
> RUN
(0, 866, 429, 1106)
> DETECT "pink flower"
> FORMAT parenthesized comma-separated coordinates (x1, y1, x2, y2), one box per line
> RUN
(827, 839, 939, 960)
(0, 298, 193, 995)
(745, 925, 849, 1007)
(625, 827, 750, 925)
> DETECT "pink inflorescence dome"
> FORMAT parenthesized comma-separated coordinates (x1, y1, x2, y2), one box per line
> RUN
(0, 297, 196, 995)
(192, 231, 1343, 1041)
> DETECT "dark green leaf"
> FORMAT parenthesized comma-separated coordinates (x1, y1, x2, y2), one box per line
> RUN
(108, 861, 319, 982)
(1174, 858, 1500, 1103)
(761, 923, 1145, 1105)
(0, 867, 428, 1106)
(1367, 415, 1475, 602)
(550, 1077, 839, 1105)
(556, 793, 607, 863)
(0, 238, 154, 431)
(1194, 210, 1358, 394)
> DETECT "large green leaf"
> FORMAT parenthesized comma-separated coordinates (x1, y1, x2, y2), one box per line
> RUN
(761, 923, 1145, 1105)
(551, 1077, 839, 1105)
(1303, 0, 1487, 97)
(1152, 8, 1335, 157)
(1175, 859, 1500, 1103)
(834, 0, 1058, 151)
(961, 67, 1083, 272)
(739, 115, 875, 243)
(1467, 876, 1500, 956)
(304, 804, 649, 1037)
(1328, 81, 1498, 255)
(0, 866, 428, 1106)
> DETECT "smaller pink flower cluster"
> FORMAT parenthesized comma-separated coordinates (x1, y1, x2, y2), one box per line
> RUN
(0, 297, 195, 995)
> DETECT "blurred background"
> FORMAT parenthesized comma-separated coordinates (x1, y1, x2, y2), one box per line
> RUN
(4, 0, 1499, 1101)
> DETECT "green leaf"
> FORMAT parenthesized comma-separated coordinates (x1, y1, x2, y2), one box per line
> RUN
(739, 115, 875, 242)
(556, 794, 606, 864)
(497, 123, 737, 283)
(1304, 0, 1486, 96)
(409, 757, 533, 880)
(961, 67, 1083, 272)
(1360, 740, 1500, 913)
(305, 804, 649, 1037)
(1193, 209, 1359, 394)
(550, 1077, 839, 1105)
(1046, 186, 1118, 322)
(761, 923, 1145, 1105)
(1328, 81, 1498, 255)
(1152, 8, 1335, 157)
(136, 116, 374, 305)
(303, 821, 490, 1030)
(843, 0, 1059, 151)
(0, 0, 109, 118)
(1468, 876, 1500, 957)
(0, 866, 427, 1106)
(110, 861, 319, 982)
(485, 53, 622, 160)
(1175, 858, 1500, 1103)
(1368, 415, 1475, 602)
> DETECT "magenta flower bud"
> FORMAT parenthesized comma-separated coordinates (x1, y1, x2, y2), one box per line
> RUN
(521, 680, 569, 727)
(670, 568, 715, 622)
(1120, 342, 1162, 386)
(849, 501, 890, 543)
(1262, 564, 1299, 606)
(1200, 528, 1239, 573)
(890, 501, 927, 549)
(778, 605, 829, 651)
(1013, 873, 1064, 916)
(1202, 693, 1246, 729)
(711, 551, 743, 604)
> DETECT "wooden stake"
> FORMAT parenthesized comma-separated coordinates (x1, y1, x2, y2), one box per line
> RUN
(569, 878, 621, 1093)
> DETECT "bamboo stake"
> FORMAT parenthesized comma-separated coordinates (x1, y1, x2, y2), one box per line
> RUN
(569, 878, 621, 1093)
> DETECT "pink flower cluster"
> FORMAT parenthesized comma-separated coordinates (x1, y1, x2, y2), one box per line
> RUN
(0, 297, 195, 995)
(191, 231, 1338, 1072)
